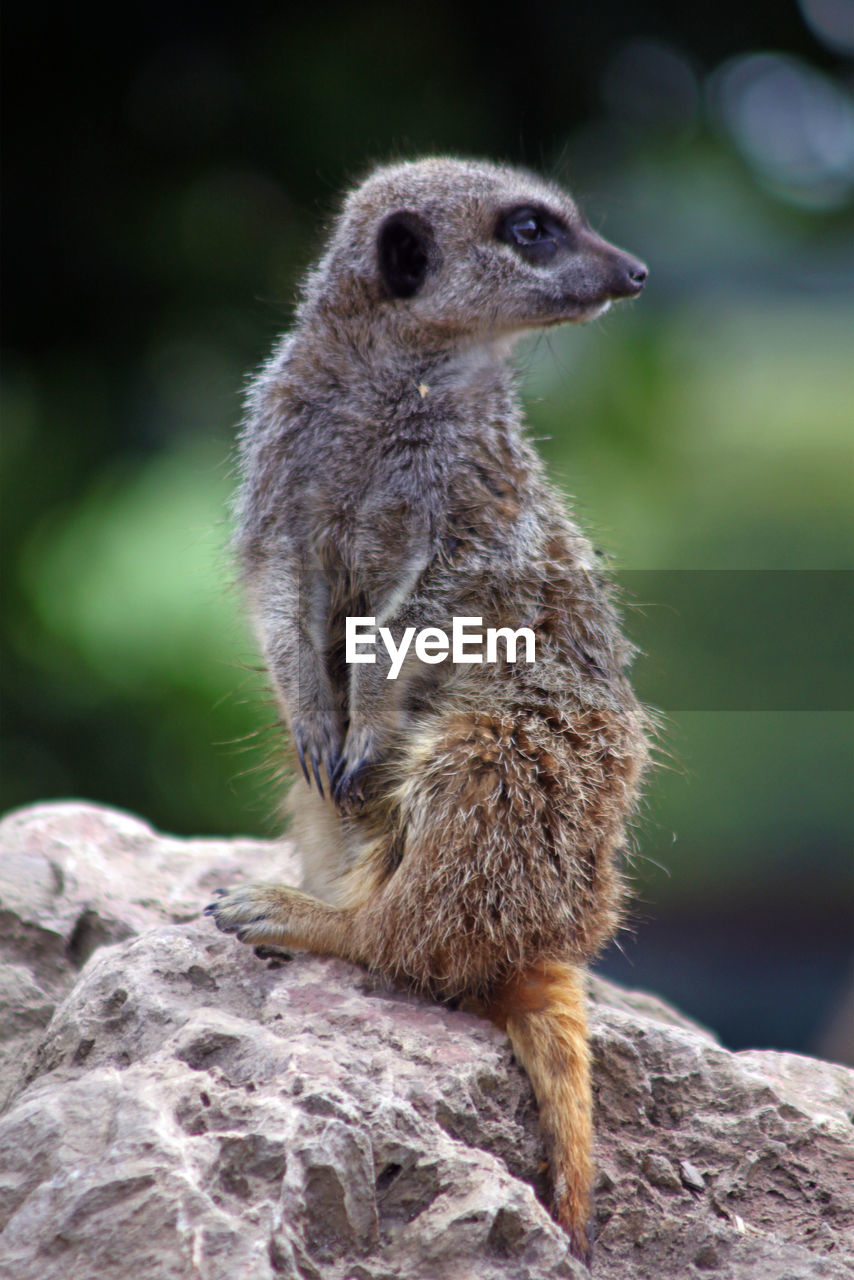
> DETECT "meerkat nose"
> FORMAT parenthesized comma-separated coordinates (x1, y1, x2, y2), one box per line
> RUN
(613, 256, 648, 297)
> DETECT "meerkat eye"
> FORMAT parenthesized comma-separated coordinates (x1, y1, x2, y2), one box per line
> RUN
(497, 206, 569, 264)
(513, 216, 545, 244)
(512, 213, 550, 243)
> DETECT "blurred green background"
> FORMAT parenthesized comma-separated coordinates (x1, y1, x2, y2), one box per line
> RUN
(3, 1, 852, 1060)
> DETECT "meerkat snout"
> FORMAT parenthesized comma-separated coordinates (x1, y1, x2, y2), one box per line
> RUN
(565, 224, 648, 304)
(608, 252, 648, 297)
(599, 245, 648, 299)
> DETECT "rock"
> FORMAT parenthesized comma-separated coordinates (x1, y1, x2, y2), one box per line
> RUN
(0, 802, 852, 1280)
(642, 1153, 682, 1192)
(0, 801, 293, 1111)
(680, 1160, 706, 1192)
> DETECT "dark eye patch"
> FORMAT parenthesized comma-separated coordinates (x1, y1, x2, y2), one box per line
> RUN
(496, 205, 571, 264)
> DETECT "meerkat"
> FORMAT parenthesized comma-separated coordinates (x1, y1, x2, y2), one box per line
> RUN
(206, 157, 650, 1263)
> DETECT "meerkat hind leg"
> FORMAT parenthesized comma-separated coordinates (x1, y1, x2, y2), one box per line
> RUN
(205, 883, 358, 957)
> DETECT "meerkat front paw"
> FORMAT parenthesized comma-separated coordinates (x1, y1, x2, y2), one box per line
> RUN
(292, 714, 344, 799)
(204, 883, 299, 947)
(331, 725, 384, 814)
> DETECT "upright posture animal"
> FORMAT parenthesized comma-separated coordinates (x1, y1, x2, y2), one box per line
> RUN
(206, 157, 649, 1262)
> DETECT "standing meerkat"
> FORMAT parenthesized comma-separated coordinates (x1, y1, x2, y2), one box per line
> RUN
(206, 157, 650, 1263)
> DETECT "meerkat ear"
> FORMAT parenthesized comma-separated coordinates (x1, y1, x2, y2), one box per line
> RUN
(377, 210, 435, 299)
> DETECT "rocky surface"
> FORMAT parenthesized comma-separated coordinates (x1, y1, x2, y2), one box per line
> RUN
(0, 802, 852, 1279)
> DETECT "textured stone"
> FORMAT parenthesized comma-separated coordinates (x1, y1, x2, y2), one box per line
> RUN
(1, 802, 852, 1279)
(0, 801, 292, 1111)
(680, 1160, 706, 1192)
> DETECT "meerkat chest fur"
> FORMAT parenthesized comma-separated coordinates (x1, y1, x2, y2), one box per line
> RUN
(242, 331, 540, 590)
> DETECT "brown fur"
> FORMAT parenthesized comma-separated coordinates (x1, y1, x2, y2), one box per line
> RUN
(206, 157, 650, 1263)
(492, 962, 593, 1260)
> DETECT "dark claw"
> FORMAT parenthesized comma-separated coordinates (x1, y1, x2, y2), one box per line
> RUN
(203, 889, 229, 916)
(332, 767, 349, 808)
(295, 736, 312, 786)
(310, 751, 324, 798)
(325, 750, 342, 787)
(253, 945, 292, 962)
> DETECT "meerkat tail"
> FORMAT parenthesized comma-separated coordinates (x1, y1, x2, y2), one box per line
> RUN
(489, 960, 594, 1265)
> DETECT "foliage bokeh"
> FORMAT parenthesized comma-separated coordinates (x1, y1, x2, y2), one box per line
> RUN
(3, 0, 852, 1059)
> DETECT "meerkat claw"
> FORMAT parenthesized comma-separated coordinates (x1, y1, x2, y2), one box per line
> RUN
(294, 735, 312, 787)
(327, 750, 344, 785)
(202, 888, 229, 917)
(205, 887, 245, 925)
(205, 902, 231, 930)
(310, 751, 324, 797)
(293, 724, 346, 797)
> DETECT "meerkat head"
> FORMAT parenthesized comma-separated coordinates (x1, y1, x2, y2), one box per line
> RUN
(305, 157, 647, 349)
